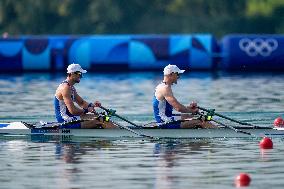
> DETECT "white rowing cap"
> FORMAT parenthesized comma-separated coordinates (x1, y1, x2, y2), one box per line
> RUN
(163, 64, 185, 75)
(67, 63, 87, 74)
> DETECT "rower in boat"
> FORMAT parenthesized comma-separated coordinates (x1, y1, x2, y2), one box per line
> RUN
(153, 64, 216, 129)
(54, 63, 117, 129)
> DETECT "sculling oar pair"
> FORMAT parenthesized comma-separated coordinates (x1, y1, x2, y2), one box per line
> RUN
(209, 117, 257, 136)
(194, 111, 257, 137)
(197, 106, 273, 137)
(99, 106, 158, 139)
(173, 108, 263, 137)
(198, 106, 266, 129)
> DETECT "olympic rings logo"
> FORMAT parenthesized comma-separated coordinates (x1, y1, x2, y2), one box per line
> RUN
(239, 38, 278, 57)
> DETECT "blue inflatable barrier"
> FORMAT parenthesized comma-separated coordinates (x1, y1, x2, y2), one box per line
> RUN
(0, 34, 218, 72)
(221, 34, 284, 71)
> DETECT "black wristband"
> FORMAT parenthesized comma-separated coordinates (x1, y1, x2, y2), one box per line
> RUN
(83, 108, 88, 114)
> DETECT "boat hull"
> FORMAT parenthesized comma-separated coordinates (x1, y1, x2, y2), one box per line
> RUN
(1, 122, 284, 138)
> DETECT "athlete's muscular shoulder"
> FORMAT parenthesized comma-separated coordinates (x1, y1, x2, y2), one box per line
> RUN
(55, 83, 70, 100)
(161, 84, 173, 97)
(155, 83, 173, 99)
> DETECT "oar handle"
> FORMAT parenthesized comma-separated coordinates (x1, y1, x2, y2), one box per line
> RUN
(100, 106, 142, 128)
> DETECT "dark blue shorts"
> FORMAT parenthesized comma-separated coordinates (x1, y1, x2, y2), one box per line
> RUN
(158, 122, 181, 129)
(59, 122, 81, 129)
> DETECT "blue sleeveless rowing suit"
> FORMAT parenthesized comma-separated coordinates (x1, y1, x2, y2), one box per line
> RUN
(54, 80, 81, 129)
(153, 83, 181, 129)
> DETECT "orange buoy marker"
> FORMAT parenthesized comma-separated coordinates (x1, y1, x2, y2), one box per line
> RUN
(274, 117, 284, 127)
(235, 173, 251, 187)
(259, 137, 273, 149)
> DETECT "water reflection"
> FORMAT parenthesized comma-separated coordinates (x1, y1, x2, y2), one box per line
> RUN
(1, 135, 217, 188)
(55, 140, 115, 164)
(154, 140, 213, 165)
(2, 136, 284, 189)
(152, 140, 214, 189)
(48, 137, 218, 189)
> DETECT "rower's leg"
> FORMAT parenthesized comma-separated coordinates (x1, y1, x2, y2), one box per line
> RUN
(181, 114, 194, 119)
(201, 121, 217, 128)
(81, 120, 103, 129)
(80, 114, 117, 129)
(180, 119, 202, 128)
(180, 119, 217, 128)
(102, 121, 118, 129)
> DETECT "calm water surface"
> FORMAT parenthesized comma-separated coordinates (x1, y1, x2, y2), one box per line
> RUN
(0, 72, 284, 189)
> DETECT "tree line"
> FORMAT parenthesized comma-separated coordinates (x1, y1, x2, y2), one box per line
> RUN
(0, 0, 283, 38)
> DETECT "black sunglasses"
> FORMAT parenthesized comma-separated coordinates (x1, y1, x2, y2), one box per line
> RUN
(171, 72, 180, 77)
(74, 72, 83, 78)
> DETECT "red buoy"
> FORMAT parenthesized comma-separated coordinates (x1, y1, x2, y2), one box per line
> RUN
(235, 173, 251, 187)
(274, 117, 284, 127)
(259, 137, 273, 149)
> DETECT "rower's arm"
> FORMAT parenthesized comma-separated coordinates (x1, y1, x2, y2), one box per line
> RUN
(74, 92, 89, 109)
(61, 86, 85, 115)
(163, 86, 192, 113)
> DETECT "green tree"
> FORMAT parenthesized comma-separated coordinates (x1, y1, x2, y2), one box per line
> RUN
(0, 0, 283, 37)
